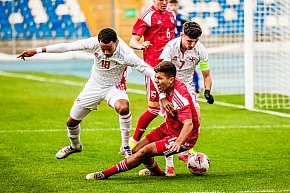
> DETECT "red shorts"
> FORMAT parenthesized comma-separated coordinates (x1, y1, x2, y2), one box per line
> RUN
(145, 76, 159, 102)
(145, 122, 198, 157)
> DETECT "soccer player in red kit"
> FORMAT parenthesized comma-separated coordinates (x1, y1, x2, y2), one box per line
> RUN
(86, 61, 200, 180)
(129, 0, 176, 175)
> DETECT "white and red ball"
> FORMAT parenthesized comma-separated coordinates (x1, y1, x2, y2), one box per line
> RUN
(187, 152, 210, 175)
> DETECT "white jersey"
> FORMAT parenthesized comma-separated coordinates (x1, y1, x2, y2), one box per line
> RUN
(45, 37, 154, 87)
(159, 37, 209, 87)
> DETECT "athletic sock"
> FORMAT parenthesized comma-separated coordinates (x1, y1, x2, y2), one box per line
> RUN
(165, 155, 174, 167)
(144, 158, 165, 176)
(67, 124, 81, 149)
(119, 112, 132, 147)
(133, 106, 159, 141)
(103, 159, 129, 177)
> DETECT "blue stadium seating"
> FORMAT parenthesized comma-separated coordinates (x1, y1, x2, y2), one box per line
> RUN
(0, 0, 285, 39)
(0, 0, 91, 40)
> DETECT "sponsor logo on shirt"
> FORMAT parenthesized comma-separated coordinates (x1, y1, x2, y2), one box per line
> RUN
(157, 20, 162, 24)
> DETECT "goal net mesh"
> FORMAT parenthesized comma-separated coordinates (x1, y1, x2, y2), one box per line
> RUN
(185, 0, 290, 109)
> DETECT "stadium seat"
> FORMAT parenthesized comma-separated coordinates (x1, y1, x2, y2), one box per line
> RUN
(0, 0, 91, 40)
(0, 0, 285, 39)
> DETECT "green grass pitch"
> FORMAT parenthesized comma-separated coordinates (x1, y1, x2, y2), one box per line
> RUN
(0, 72, 289, 193)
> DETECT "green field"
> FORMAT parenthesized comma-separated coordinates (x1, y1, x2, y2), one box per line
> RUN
(1, 72, 290, 193)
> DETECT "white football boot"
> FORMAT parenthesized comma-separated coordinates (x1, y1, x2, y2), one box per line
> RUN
(55, 145, 83, 159)
(119, 145, 132, 158)
(86, 171, 106, 180)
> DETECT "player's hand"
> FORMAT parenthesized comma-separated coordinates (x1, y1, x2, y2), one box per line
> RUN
(17, 49, 37, 61)
(168, 142, 181, 152)
(160, 98, 174, 116)
(204, 89, 214, 104)
(140, 41, 152, 50)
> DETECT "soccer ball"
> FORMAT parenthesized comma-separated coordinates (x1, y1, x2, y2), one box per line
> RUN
(187, 152, 210, 175)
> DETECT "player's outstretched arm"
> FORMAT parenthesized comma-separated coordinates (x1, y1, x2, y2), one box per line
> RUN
(17, 48, 42, 60)
(129, 35, 151, 50)
(168, 119, 193, 152)
(202, 69, 214, 104)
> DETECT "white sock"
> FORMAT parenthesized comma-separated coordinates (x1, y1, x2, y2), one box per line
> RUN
(67, 124, 81, 149)
(119, 112, 132, 147)
(165, 155, 174, 167)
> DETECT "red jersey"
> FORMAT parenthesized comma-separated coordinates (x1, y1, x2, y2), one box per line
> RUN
(164, 78, 199, 138)
(132, 5, 175, 67)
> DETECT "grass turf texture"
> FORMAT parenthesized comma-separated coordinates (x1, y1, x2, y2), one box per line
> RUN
(0, 72, 289, 193)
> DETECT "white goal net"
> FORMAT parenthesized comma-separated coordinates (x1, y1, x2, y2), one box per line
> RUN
(183, 0, 290, 110)
(253, 0, 290, 109)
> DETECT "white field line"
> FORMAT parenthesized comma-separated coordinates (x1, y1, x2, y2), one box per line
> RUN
(1, 124, 289, 133)
(1, 71, 290, 118)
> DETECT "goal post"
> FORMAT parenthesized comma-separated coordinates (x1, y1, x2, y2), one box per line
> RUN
(244, 0, 254, 110)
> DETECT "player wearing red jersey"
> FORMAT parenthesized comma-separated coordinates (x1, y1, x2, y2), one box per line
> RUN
(86, 61, 200, 180)
(129, 0, 176, 175)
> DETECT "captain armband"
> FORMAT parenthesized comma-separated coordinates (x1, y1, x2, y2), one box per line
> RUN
(199, 61, 209, 71)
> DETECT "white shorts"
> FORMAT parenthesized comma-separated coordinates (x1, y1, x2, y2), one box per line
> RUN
(70, 77, 129, 120)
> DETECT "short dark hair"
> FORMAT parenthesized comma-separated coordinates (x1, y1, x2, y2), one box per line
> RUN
(154, 61, 176, 78)
(183, 21, 202, 39)
(98, 28, 117, 43)
(169, 0, 178, 3)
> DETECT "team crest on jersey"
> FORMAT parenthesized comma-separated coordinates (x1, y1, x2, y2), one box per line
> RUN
(151, 91, 157, 98)
(170, 16, 175, 24)
(189, 57, 197, 62)
(173, 56, 178, 61)
(94, 52, 99, 57)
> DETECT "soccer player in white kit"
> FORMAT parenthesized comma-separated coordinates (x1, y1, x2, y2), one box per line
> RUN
(159, 21, 214, 174)
(17, 28, 157, 159)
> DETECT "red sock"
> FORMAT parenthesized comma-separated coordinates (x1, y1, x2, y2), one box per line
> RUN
(103, 159, 129, 178)
(133, 106, 159, 141)
(144, 158, 165, 176)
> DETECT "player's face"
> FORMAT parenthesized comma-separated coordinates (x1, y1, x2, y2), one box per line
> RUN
(168, 3, 178, 14)
(100, 40, 118, 58)
(181, 33, 199, 50)
(154, 72, 174, 93)
(154, 0, 168, 12)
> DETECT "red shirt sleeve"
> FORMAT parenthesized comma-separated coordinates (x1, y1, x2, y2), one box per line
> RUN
(132, 19, 148, 36)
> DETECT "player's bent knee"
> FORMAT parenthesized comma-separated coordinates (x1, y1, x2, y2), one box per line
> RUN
(135, 147, 151, 160)
(115, 100, 130, 115)
(116, 106, 130, 115)
(66, 117, 81, 127)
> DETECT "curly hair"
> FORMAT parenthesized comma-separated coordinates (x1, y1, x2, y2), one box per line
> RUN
(98, 28, 117, 43)
(183, 21, 202, 39)
(169, 0, 178, 3)
(154, 61, 176, 78)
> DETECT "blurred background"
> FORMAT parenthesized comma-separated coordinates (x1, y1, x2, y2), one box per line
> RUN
(0, 0, 289, 114)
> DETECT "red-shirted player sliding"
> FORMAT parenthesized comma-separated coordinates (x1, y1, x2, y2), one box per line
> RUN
(129, 0, 177, 176)
(86, 61, 200, 180)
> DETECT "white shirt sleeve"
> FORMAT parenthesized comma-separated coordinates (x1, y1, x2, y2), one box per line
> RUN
(126, 52, 155, 79)
(46, 37, 99, 53)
